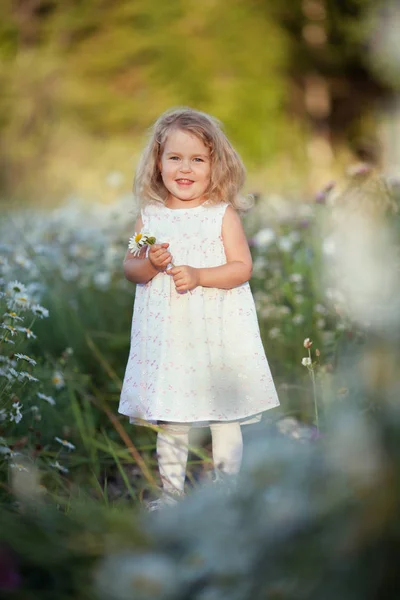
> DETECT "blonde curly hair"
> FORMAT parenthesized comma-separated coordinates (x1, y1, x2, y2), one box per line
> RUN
(133, 107, 252, 212)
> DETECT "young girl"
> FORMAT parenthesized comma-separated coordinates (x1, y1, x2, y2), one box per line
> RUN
(119, 107, 280, 508)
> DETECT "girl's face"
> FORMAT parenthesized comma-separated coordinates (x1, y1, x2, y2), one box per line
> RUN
(159, 129, 211, 206)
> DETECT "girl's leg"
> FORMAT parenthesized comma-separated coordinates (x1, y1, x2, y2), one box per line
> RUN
(209, 421, 243, 476)
(156, 422, 191, 495)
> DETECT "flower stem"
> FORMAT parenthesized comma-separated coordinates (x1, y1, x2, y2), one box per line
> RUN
(308, 348, 319, 431)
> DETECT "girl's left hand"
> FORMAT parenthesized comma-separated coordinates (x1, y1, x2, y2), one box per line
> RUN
(167, 265, 200, 292)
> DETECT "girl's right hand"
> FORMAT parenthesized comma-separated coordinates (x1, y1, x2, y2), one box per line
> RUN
(148, 243, 172, 272)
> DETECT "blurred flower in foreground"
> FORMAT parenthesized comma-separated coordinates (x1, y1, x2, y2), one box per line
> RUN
(95, 553, 180, 600)
(322, 171, 400, 333)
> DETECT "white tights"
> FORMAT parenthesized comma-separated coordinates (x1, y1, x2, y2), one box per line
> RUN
(156, 422, 243, 494)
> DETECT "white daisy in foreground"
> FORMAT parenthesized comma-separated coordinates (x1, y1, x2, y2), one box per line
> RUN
(301, 357, 312, 367)
(37, 392, 56, 406)
(13, 294, 31, 309)
(55, 437, 76, 451)
(14, 353, 37, 366)
(1, 324, 17, 336)
(9, 463, 29, 472)
(19, 371, 39, 382)
(3, 312, 24, 322)
(52, 371, 65, 389)
(128, 231, 156, 256)
(50, 460, 69, 474)
(31, 304, 49, 319)
(9, 402, 23, 424)
(16, 326, 37, 339)
(6, 280, 27, 296)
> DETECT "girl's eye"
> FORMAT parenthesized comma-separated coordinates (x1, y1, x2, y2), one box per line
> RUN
(169, 156, 179, 161)
(193, 158, 204, 162)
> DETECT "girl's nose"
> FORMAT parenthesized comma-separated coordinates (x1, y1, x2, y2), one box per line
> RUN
(180, 160, 192, 172)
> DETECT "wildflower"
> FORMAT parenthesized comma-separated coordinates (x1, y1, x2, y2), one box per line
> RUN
(288, 273, 303, 284)
(128, 231, 157, 256)
(6, 281, 26, 296)
(8, 367, 19, 378)
(37, 392, 56, 406)
(9, 463, 28, 472)
(14, 354, 37, 366)
(3, 313, 23, 322)
(3, 338, 15, 345)
(15, 327, 36, 339)
(315, 303, 327, 314)
(55, 437, 75, 451)
(50, 460, 69, 474)
(1, 324, 17, 336)
(315, 180, 335, 204)
(9, 402, 22, 424)
(93, 270, 111, 289)
(251, 228, 276, 249)
(301, 357, 312, 367)
(19, 372, 39, 383)
(14, 254, 32, 270)
(303, 338, 313, 349)
(293, 314, 305, 325)
(30, 304, 49, 319)
(268, 327, 281, 339)
(278, 237, 293, 252)
(13, 295, 30, 309)
(52, 371, 65, 389)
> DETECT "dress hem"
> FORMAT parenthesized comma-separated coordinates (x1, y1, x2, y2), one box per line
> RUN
(118, 402, 280, 428)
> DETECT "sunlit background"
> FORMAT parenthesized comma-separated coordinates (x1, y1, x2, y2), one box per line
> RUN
(1, 2, 400, 599)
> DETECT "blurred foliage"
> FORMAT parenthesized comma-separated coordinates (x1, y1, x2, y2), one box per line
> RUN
(0, 0, 393, 200)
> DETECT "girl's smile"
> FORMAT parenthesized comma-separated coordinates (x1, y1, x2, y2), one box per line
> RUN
(159, 129, 211, 209)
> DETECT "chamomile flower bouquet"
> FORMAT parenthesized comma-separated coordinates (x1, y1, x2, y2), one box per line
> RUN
(128, 232, 156, 256)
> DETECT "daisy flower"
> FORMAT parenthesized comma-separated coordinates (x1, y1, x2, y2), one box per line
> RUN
(3, 312, 24, 322)
(8, 367, 19, 378)
(55, 437, 76, 451)
(19, 371, 39, 383)
(1, 324, 17, 336)
(50, 460, 69, 474)
(15, 327, 37, 339)
(6, 281, 27, 296)
(14, 294, 31, 309)
(37, 392, 56, 406)
(9, 463, 28, 472)
(14, 353, 37, 366)
(31, 304, 49, 319)
(9, 402, 23, 424)
(128, 231, 156, 256)
(52, 371, 65, 389)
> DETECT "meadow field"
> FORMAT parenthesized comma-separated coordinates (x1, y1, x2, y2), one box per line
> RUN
(1, 170, 400, 599)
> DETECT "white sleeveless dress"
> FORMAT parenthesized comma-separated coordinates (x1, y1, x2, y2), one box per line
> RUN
(119, 201, 280, 427)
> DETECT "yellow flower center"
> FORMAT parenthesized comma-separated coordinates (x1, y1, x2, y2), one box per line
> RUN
(134, 233, 142, 243)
